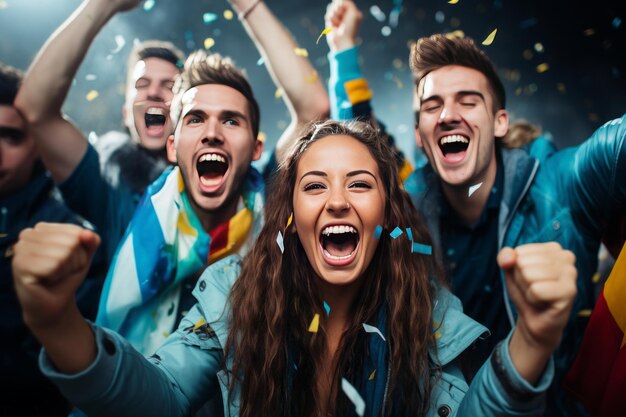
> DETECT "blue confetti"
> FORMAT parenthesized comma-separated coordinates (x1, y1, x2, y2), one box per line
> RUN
(143, 0, 155, 11)
(257, 57, 265, 66)
(390, 227, 403, 239)
(323, 301, 331, 316)
(613, 17, 622, 29)
(412, 242, 432, 255)
(203, 12, 218, 24)
(374, 225, 383, 239)
(405, 227, 413, 242)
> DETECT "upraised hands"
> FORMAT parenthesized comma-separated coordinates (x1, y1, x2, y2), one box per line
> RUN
(325, 0, 363, 53)
(498, 242, 577, 383)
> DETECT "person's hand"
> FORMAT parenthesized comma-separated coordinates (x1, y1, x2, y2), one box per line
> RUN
(91, 0, 142, 14)
(12, 223, 101, 332)
(325, 0, 363, 53)
(498, 242, 577, 352)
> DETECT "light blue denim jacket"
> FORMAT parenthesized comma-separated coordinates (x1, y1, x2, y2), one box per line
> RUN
(41, 255, 552, 416)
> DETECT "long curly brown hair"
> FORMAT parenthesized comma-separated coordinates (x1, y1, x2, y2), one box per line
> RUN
(226, 120, 442, 417)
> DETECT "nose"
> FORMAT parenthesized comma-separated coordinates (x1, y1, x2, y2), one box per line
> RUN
(438, 102, 460, 125)
(147, 81, 164, 102)
(201, 118, 224, 146)
(325, 187, 350, 214)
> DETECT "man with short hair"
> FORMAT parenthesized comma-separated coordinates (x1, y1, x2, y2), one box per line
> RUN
(15, 0, 185, 264)
(405, 34, 625, 415)
(0, 62, 105, 417)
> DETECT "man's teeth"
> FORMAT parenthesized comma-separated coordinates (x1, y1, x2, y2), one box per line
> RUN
(146, 107, 165, 116)
(199, 153, 226, 163)
(439, 135, 469, 145)
(322, 225, 357, 236)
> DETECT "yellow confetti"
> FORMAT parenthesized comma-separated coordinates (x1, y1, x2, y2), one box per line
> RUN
(448, 0, 459, 4)
(308, 313, 320, 333)
(577, 309, 592, 317)
(286, 212, 293, 229)
(223, 9, 234, 20)
(536, 63, 550, 73)
(368, 369, 376, 380)
(193, 318, 206, 331)
(592, 272, 601, 283)
(482, 28, 497, 46)
(305, 70, 319, 84)
(583, 28, 595, 36)
(86, 90, 99, 101)
(162, 331, 169, 338)
(274, 87, 284, 99)
(204, 37, 215, 49)
(294, 47, 309, 57)
(435, 331, 443, 340)
(316, 27, 333, 45)
(445, 30, 465, 39)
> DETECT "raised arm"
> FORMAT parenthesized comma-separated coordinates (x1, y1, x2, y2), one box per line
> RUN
(228, 0, 330, 163)
(14, 0, 141, 182)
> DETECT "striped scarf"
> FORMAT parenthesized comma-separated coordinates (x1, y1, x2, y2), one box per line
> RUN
(96, 166, 264, 353)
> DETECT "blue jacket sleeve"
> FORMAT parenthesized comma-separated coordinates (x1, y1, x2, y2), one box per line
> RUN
(564, 114, 626, 238)
(328, 46, 374, 120)
(455, 332, 553, 416)
(40, 304, 224, 417)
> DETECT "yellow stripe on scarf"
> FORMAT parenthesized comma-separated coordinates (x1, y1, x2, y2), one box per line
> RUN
(208, 207, 253, 263)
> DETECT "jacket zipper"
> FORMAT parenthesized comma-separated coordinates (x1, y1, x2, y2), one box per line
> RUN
(380, 356, 392, 416)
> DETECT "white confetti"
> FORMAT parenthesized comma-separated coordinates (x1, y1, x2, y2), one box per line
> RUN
(362, 323, 386, 342)
(468, 182, 483, 197)
(341, 378, 365, 417)
(110, 35, 126, 54)
(276, 231, 284, 253)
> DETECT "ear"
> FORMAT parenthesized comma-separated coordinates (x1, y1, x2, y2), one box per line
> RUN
(252, 138, 264, 161)
(414, 127, 424, 148)
(166, 134, 177, 163)
(494, 109, 509, 138)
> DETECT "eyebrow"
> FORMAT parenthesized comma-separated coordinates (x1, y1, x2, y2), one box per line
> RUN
(421, 90, 485, 103)
(299, 169, 377, 184)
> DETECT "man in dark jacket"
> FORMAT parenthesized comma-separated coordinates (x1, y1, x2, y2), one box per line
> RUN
(0, 62, 105, 416)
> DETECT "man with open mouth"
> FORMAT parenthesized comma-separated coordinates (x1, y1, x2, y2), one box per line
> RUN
(15, 0, 184, 266)
(403, 34, 626, 416)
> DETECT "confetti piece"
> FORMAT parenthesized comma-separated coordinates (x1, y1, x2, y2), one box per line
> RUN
(110, 35, 126, 54)
(389, 227, 403, 239)
(534, 42, 544, 53)
(448, 0, 460, 4)
(583, 28, 595, 36)
(203, 12, 218, 24)
(592, 272, 600, 283)
(536, 63, 550, 73)
(223, 9, 234, 20)
(389, 7, 400, 28)
(405, 228, 413, 242)
(445, 30, 465, 39)
(342, 378, 365, 416)
(294, 47, 309, 57)
(369, 5, 386, 22)
(308, 313, 320, 333)
(323, 301, 331, 316)
(274, 88, 284, 99)
(362, 323, 386, 342)
(162, 331, 169, 337)
(435, 331, 443, 340)
(612, 17, 622, 29)
(374, 225, 383, 239)
(86, 90, 99, 101)
(286, 212, 293, 229)
(381, 26, 392, 37)
(256, 57, 265, 66)
(276, 231, 284, 253)
(468, 182, 483, 197)
(257, 131, 266, 143)
(204, 37, 215, 49)
(412, 242, 433, 255)
(482, 28, 497, 46)
(143, 0, 155, 11)
(193, 318, 206, 331)
(368, 369, 376, 380)
(577, 309, 592, 317)
(316, 28, 333, 45)
(85, 74, 97, 81)
(305, 70, 318, 84)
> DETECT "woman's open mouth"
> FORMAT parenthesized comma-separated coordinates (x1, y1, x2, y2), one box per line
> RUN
(319, 225, 360, 266)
